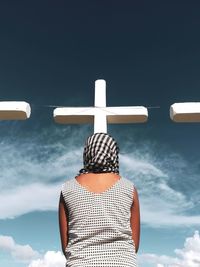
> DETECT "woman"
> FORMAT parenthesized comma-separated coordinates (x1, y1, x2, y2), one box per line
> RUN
(59, 132, 140, 266)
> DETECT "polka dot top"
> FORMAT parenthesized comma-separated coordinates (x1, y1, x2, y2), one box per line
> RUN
(61, 176, 138, 267)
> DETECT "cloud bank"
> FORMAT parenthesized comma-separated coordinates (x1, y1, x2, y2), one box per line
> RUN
(0, 183, 60, 219)
(1, 128, 200, 228)
(0, 234, 65, 266)
(139, 231, 200, 267)
(28, 251, 66, 267)
(0, 235, 39, 262)
(2, 231, 199, 267)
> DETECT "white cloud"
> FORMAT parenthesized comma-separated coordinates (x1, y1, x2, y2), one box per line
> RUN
(0, 129, 200, 228)
(0, 182, 61, 219)
(120, 152, 200, 228)
(24, 231, 200, 267)
(0, 235, 39, 262)
(120, 154, 166, 177)
(0, 139, 82, 190)
(139, 231, 200, 267)
(0, 129, 83, 219)
(28, 251, 66, 267)
(0, 234, 65, 266)
(141, 203, 200, 228)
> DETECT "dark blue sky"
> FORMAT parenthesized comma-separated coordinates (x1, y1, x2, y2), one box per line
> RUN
(1, 0, 200, 106)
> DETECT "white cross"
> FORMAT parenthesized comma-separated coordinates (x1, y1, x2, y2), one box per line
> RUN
(53, 79, 148, 133)
(0, 101, 31, 120)
(0, 89, 200, 124)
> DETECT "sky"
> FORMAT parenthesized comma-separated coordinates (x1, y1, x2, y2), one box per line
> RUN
(0, 1, 200, 267)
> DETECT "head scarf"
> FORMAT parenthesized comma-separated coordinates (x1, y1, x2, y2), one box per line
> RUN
(78, 133, 119, 175)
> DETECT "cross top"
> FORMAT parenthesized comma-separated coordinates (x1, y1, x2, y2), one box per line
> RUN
(54, 79, 148, 133)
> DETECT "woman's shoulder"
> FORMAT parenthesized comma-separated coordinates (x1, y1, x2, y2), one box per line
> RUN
(61, 178, 75, 191)
(122, 176, 136, 189)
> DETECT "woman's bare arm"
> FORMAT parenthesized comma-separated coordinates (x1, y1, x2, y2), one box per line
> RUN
(58, 193, 68, 256)
(130, 187, 140, 253)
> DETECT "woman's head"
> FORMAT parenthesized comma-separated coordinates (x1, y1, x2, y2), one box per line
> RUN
(78, 132, 119, 175)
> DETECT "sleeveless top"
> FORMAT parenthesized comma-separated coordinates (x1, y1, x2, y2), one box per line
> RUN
(61, 176, 138, 267)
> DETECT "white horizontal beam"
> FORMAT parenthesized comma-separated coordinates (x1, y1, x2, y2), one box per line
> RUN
(170, 102, 200, 122)
(54, 106, 148, 125)
(54, 107, 94, 124)
(106, 106, 148, 123)
(0, 101, 31, 120)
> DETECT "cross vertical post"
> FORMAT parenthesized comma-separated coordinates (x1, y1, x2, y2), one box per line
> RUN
(94, 79, 107, 133)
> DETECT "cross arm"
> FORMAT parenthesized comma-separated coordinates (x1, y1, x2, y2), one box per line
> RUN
(53, 107, 94, 124)
(0, 101, 31, 120)
(105, 106, 148, 123)
(170, 102, 200, 122)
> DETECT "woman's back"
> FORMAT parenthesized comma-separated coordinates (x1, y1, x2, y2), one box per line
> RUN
(61, 173, 138, 267)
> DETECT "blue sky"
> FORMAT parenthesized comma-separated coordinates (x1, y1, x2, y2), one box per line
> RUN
(0, 1, 200, 267)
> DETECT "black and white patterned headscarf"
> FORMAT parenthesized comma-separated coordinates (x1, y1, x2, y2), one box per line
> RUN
(78, 133, 119, 175)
